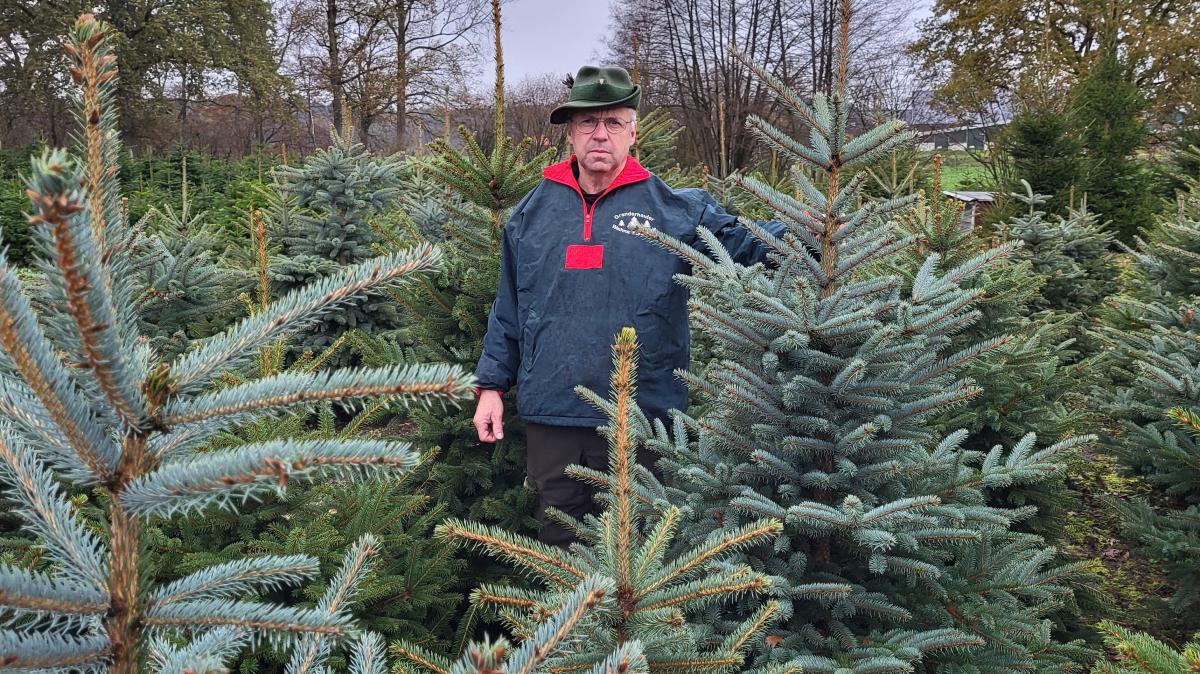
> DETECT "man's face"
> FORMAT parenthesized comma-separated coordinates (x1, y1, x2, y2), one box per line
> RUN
(569, 107, 637, 175)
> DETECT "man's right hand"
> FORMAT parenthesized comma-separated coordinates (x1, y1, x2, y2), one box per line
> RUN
(474, 389, 505, 443)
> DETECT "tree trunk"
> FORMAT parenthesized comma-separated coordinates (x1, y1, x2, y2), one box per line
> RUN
(306, 88, 318, 148)
(394, 0, 409, 152)
(48, 98, 63, 147)
(106, 433, 149, 674)
(327, 0, 345, 136)
(106, 501, 141, 674)
(395, 58, 409, 151)
(179, 69, 189, 123)
(360, 110, 375, 147)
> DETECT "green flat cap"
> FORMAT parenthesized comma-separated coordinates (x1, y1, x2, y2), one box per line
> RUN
(550, 65, 641, 124)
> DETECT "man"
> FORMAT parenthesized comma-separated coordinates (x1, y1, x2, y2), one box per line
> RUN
(473, 65, 783, 545)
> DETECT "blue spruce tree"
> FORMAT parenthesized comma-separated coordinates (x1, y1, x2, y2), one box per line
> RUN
(1001, 181, 1116, 315)
(889, 166, 1090, 542)
(140, 215, 472, 673)
(628, 2, 1095, 671)
(0, 15, 474, 673)
(129, 157, 246, 358)
(270, 126, 405, 362)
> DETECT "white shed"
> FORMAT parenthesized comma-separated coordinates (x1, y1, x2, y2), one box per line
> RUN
(942, 191, 995, 230)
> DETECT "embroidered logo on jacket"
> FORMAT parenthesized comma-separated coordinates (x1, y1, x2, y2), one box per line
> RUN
(613, 211, 655, 235)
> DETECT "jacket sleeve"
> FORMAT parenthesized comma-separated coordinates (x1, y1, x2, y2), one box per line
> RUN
(694, 191, 787, 266)
(474, 212, 522, 393)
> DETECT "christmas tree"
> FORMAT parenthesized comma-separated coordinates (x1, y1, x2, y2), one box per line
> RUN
(999, 106, 1081, 217)
(627, 2, 1094, 670)
(396, 328, 784, 674)
(1071, 36, 1160, 244)
(19, 157, 245, 360)
(1120, 185, 1200, 300)
(888, 164, 1090, 541)
(373, 128, 549, 535)
(1092, 621, 1200, 674)
(1097, 193, 1200, 618)
(425, 576, 651, 674)
(393, 155, 456, 244)
(143, 218, 470, 672)
(1001, 181, 1117, 315)
(0, 15, 472, 672)
(270, 127, 405, 361)
(129, 158, 246, 358)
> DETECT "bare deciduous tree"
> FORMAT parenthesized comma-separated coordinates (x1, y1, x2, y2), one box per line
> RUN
(277, 0, 484, 151)
(383, 0, 488, 150)
(606, 0, 920, 171)
(505, 73, 567, 156)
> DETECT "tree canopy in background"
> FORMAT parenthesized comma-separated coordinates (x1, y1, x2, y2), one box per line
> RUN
(0, 0, 284, 146)
(910, 0, 1200, 118)
(604, 0, 920, 172)
(0, 0, 489, 155)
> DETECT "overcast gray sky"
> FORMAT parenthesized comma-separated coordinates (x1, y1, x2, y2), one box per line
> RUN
(487, 0, 932, 90)
(495, 0, 613, 87)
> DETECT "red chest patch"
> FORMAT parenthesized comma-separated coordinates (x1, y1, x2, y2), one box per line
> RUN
(565, 244, 604, 269)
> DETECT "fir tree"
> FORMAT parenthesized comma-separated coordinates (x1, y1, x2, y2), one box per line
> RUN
(271, 127, 405, 361)
(395, 328, 784, 674)
(1000, 106, 1081, 216)
(1002, 181, 1117, 314)
(1094, 229, 1200, 614)
(0, 175, 34, 265)
(1092, 621, 1200, 674)
(376, 127, 552, 533)
(1096, 198, 1200, 616)
(627, 3, 1094, 670)
(130, 158, 246, 358)
(1169, 128, 1200, 186)
(1121, 184, 1200, 300)
(393, 156, 456, 244)
(863, 148, 927, 201)
(0, 15, 472, 672)
(144, 534, 393, 674)
(889, 164, 1090, 540)
(1072, 39, 1159, 244)
(891, 155, 974, 267)
(414, 576, 651, 674)
(20, 158, 244, 360)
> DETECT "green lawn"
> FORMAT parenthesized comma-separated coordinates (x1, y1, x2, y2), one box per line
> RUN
(932, 150, 994, 191)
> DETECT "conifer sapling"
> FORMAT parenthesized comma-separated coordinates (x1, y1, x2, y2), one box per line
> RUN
(395, 328, 784, 674)
(0, 15, 472, 673)
(626, 1, 1095, 670)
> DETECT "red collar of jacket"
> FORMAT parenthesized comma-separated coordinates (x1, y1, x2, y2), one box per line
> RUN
(542, 155, 651, 194)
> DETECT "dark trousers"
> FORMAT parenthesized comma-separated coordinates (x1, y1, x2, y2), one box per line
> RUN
(525, 423, 608, 546)
(525, 422, 663, 546)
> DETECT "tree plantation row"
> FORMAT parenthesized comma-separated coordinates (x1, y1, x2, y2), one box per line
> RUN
(1, 6, 1199, 674)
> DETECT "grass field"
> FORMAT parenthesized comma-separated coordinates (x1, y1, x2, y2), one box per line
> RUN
(931, 150, 994, 191)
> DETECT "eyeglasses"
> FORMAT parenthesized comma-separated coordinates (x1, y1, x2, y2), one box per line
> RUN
(573, 115, 632, 134)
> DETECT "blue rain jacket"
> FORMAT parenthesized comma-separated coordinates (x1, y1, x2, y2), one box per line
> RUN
(475, 156, 784, 426)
